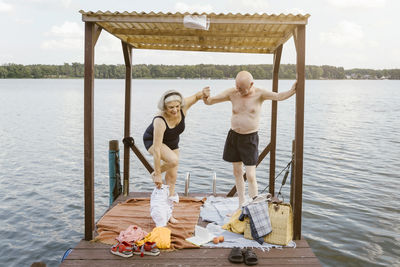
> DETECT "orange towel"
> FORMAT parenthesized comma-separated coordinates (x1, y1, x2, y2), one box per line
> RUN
(93, 197, 204, 250)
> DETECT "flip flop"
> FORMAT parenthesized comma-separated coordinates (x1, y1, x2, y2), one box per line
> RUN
(243, 248, 258, 265)
(228, 247, 243, 263)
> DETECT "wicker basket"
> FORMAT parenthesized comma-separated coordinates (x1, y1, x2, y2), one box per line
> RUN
(244, 202, 293, 246)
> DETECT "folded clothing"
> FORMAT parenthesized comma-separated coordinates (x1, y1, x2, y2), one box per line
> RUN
(150, 185, 171, 227)
(222, 209, 246, 234)
(137, 226, 171, 249)
(116, 225, 148, 243)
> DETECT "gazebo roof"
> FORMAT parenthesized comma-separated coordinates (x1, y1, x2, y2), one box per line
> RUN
(80, 11, 310, 54)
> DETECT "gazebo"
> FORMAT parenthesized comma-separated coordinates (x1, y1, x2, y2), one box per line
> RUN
(80, 11, 309, 243)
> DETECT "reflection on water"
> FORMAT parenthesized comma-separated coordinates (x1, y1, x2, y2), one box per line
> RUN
(0, 79, 399, 267)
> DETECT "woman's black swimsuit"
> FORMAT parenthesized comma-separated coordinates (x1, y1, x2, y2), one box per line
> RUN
(143, 109, 185, 150)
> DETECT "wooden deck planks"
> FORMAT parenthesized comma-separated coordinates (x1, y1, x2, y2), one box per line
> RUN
(63, 192, 320, 266)
(62, 238, 320, 266)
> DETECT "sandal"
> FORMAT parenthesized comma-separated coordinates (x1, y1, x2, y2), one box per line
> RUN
(228, 247, 243, 263)
(243, 248, 258, 265)
(110, 241, 133, 258)
(133, 242, 160, 257)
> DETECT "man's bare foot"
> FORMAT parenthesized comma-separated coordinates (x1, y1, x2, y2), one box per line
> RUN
(169, 216, 178, 223)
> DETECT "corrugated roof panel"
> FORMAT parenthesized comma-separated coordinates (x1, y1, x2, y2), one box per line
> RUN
(80, 11, 309, 54)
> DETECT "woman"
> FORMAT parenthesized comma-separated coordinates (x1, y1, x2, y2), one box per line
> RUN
(143, 89, 204, 222)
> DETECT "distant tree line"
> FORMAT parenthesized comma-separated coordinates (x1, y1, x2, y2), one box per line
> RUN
(0, 63, 399, 79)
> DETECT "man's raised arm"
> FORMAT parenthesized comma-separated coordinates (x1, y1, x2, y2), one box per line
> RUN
(203, 87, 232, 105)
(261, 81, 297, 101)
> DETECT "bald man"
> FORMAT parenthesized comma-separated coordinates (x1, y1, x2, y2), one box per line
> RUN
(203, 71, 297, 209)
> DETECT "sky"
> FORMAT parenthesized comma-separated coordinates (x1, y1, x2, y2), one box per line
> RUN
(0, 0, 399, 69)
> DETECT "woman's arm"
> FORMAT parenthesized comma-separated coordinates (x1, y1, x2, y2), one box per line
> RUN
(152, 118, 166, 187)
(182, 89, 204, 114)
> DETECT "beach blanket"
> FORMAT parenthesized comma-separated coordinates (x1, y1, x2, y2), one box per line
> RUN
(93, 197, 204, 249)
(200, 196, 296, 250)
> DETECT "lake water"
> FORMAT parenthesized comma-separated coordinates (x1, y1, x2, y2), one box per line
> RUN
(0, 79, 399, 267)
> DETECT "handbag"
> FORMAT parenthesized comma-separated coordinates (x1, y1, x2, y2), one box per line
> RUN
(244, 198, 293, 246)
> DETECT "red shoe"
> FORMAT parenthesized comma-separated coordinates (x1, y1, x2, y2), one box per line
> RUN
(133, 242, 160, 257)
(110, 241, 133, 258)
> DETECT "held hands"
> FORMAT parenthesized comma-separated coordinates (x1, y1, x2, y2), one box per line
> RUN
(202, 86, 210, 103)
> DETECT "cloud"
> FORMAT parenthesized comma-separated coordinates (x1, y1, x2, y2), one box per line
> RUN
(174, 2, 214, 13)
(320, 20, 364, 47)
(41, 21, 83, 50)
(326, 0, 385, 8)
(47, 21, 83, 38)
(227, 0, 270, 14)
(23, 0, 73, 8)
(0, 1, 13, 13)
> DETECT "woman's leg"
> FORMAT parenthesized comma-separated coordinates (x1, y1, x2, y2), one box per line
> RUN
(164, 149, 179, 223)
(164, 149, 179, 196)
(148, 144, 179, 175)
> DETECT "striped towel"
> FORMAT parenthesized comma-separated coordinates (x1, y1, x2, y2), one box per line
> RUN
(243, 202, 272, 244)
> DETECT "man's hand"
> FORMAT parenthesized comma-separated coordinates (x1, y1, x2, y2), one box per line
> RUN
(292, 81, 298, 91)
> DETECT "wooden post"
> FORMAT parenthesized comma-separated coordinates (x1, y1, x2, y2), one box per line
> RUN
(269, 44, 282, 196)
(84, 21, 95, 241)
(109, 140, 121, 206)
(293, 25, 306, 240)
(122, 42, 133, 196)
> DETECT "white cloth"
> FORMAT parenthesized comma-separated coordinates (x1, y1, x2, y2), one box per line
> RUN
(150, 185, 171, 227)
(150, 185, 180, 227)
(183, 15, 210, 30)
(200, 196, 248, 225)
(204, 223, 296, 250)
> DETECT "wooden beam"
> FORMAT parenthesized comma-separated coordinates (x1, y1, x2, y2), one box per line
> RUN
(93, 25, 102, 46)
(84, 21, 95, 241)
(272, 26, 295, 51)
(110, 28, 286, 38)
(122, 41, 132, 196)
(293, 25, 306, 240)
(126, 36, 277, 48)
(269, 44, 282, 196)
(127, 43, 274, 54)
(292, 28, 298, 54)
(123, 137, 154, 174)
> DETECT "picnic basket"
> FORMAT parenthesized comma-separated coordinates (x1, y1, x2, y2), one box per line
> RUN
(244, 202, 293, 246)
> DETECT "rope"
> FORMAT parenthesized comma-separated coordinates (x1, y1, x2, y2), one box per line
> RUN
(259, 160, 292, 198)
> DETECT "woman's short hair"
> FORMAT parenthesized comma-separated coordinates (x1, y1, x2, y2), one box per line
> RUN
(157, 90, 185, 110)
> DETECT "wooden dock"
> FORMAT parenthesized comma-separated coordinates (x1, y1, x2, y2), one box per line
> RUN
(61, 192, 320, 266)
(61, 239, 319, 266)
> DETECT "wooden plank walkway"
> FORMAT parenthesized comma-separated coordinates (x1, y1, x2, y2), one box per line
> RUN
(61, 192, 321, 266)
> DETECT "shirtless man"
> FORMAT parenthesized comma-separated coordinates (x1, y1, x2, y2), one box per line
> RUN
(203, 71, 297, 208)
